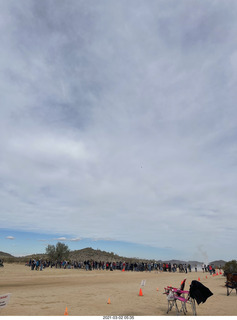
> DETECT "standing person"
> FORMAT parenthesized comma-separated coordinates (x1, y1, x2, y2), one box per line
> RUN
(31, 260, 35, 270)
(184, 264, 188, 273)
(36, 260, 40, 271)
(134, 262, 137, 271)
(208, 265, 212, 275)
(148, 263, 151, 272)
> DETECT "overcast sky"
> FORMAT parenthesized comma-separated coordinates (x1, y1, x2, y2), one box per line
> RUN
(0, 0, 237, 262)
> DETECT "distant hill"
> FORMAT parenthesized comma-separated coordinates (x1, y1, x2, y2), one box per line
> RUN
(209, 260, 227, 267)
(0, 248, 228, 267)
(68, 247, 158, 263)
(166, 260, 204, 267)
(0, 251, 14, 258)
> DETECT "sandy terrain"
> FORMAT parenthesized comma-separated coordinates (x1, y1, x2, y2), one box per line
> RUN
(0, 263, 236, 316)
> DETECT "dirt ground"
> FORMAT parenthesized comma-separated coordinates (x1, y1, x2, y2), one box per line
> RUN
(0, 263, 236, 316)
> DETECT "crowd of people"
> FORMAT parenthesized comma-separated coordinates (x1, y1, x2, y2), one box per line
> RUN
(26, 259, 220, 274)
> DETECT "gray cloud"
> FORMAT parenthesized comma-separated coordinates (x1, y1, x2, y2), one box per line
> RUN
(0, 0, 237, 260)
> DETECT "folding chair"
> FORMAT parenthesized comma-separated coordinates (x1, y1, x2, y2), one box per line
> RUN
(174, 289, 197, 315)
(164, 279, 197, 315)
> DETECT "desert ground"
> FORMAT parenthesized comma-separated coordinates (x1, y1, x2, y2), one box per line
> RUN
(0, 263, 236, 316)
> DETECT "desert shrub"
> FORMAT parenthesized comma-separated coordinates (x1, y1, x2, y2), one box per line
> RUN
(223, 260, 237, 273)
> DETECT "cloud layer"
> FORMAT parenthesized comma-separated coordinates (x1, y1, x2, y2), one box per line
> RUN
(0, 1, 237, 260)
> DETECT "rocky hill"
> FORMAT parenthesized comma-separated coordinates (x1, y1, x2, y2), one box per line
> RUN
(68, 247, 157, 263)
(0, 248, 227, 267)
(209, 260, 226, 267)
(0, 251, 14, 258)
(23, 247, 157, 263)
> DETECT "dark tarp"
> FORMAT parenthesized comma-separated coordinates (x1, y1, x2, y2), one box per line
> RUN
(189, 280, 213, 305)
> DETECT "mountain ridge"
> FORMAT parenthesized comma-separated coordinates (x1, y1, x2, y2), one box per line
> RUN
(0, 248, 227, 266)
(0, 251, 14, 258)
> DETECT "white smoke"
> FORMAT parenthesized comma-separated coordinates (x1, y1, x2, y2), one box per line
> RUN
(198, 245, 209, 265)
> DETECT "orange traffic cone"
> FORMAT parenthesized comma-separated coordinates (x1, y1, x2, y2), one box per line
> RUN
(139, 288, 143, 296)
(64, 307, 68, 316)
(156, 288, 159, 291)
(107, 298, 111, 304)
(198, 277, 200, 281)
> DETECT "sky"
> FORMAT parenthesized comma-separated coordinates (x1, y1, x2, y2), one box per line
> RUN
(0, 0, 237, 263)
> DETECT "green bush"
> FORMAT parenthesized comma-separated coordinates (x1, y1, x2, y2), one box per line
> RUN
(223, 260, 237, 273)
